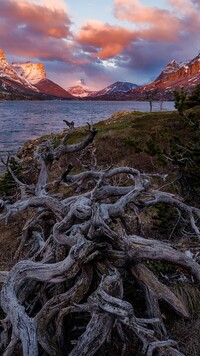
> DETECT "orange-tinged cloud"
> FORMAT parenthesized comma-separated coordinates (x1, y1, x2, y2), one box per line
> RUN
(77, 20, 137, 59)
(114, 0, 169, 24)
(114, 0, 182, 36)
(1, 0, 72, 39)
(113, 0, 200, 43)
(0, 0, 77, 66)
(168, 0, 198, 13)
(1, 0, 200, 90)
(39, 0, 68, 12)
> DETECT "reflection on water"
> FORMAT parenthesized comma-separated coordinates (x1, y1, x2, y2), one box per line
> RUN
(0, 100, 175, 170)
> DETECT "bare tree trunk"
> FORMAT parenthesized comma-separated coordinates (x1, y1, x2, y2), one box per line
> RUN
(0, 121, 199, 355)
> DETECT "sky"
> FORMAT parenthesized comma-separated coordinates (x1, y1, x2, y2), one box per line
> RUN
(0, 0, 200, 90)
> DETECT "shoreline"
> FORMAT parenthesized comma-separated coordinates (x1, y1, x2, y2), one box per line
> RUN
(0, 100, 175, 167)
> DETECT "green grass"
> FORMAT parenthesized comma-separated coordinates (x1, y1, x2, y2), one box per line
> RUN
(6, 106, 199, 201)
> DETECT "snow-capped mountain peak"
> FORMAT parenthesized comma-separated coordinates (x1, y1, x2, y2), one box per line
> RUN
(156, 60, 183, 81)
(67, 81, 139, 99)
(12, 62, 46, 85)
(0, 50, 40, 91)
(93, 81, 139, 96)
(67, 85, 91, 97)
(0, 49, 73, 99)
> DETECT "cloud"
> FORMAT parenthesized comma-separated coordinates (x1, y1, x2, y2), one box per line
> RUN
(76, 20, 137, 59)
(113, 0, 200, 38)
(0, 0, 200, 90)
(76, 78, 86, 86)
(36, 0, 68, 12)
(113, 0, 183, 42)
(1, 0, 72, 38)
(168, 0, 200, 12)
(111, 0, 200, 64)
(76, 0, 200, 70)
(0, 0, 75, 63)
(114, 0, 171, 25)
(192, 0, 200, 7)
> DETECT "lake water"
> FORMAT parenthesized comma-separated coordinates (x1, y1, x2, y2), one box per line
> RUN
(0, 100, 175, 169)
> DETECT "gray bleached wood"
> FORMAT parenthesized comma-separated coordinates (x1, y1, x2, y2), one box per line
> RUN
(0, 121, 199, 355)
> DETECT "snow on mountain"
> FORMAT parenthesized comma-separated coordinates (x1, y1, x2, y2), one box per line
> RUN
(67, 81, 139, 99)
(0, 50, 39, 91)
(127, 53, 200, 101)
(12, 62, 46, 85)
(12, 61, 73, 98)
(91, 81, 139, 97)
(67, 85, 92, 97)
(0, 50, 73, 99)
(1, 48, 200, 102)
(155, 60, 183, 81)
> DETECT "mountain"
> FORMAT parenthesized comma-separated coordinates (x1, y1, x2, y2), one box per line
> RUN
(91, 81, 139, 98)
(12, 62, 46, 85)
(0, 50, 73, 100)
(33, 79, 74, 98)
(89, 81, 139, 100)
(128, 53, 200, 101)
(67, 81, 139, 99)
(0, 49, 44, 100)
(12, 61, 73, 99)
(155, 60, 184, 81)
(1, 48, 200, 102)
(67, 85, 92, 98)
(0, 50, 40, 92)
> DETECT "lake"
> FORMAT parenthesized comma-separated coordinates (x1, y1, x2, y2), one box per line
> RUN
(0, 100, 175, 170)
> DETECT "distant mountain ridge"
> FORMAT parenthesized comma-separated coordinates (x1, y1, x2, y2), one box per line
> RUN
(67, 85, 92, 98)
(67, 81, 139, 99)
(0, 50, 40, 92)
(68, 54, 200, 101)
(12, 62, 46, 84)
(155, 60, 183, 81)
(127, 53, 200, 101)
(0, 50, 73, 100)
(90, 81, 139, 98)
(1, 49, 200, 101)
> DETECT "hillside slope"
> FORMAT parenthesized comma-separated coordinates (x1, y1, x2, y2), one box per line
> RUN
(0, 108, 200, 356)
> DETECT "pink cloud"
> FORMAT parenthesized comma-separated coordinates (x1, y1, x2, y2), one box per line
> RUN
(114, 0, 200, 30)
(0, 0, 200, 90)
(0, 0, 81, 69)
(76, 20, 137, 59)
(113, 0, 183, 39)
(114, 0, 170, 24)
(39, 0, 68, 12)
(168, 0, 199, 12)
(0, 0, 72, 38)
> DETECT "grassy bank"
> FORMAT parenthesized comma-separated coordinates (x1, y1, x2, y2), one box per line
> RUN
(0, 107, 200, 355)
(1, 107, 199, 257)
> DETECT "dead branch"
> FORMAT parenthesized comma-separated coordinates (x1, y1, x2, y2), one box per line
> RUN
(0, 121, 199, 356)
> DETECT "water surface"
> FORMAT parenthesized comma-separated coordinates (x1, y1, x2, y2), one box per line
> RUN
(0, 100, 175, 169)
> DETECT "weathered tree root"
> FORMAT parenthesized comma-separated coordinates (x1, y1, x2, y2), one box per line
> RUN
(0, 121, 199, 355)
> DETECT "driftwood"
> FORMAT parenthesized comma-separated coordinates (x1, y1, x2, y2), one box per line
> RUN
(0, 272, 8, 284)
(0, 120, 200, 355)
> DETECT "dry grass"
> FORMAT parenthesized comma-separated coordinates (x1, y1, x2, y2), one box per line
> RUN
(0, 108, 200, 355)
